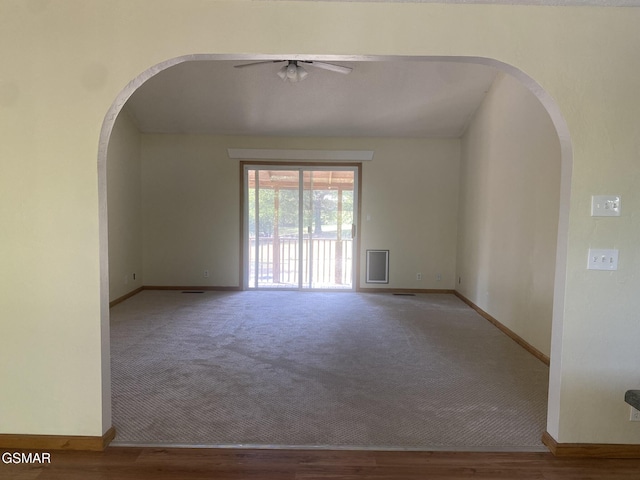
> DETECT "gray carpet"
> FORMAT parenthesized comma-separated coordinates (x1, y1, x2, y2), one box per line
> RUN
(110, 291, 549, 449)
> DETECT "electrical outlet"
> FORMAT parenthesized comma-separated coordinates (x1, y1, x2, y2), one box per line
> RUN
(204, 270, 209, 278)
(631, 407, 640, 422)
(436, 273, 442, 282)
(416, 273, 422, 281)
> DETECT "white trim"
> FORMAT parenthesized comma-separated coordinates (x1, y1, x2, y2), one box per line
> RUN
(228, 148, 374, 161)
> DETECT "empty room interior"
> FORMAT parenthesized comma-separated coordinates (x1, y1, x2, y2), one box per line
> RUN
(5, 4, 640, 476)
(106, 58, 561, 450)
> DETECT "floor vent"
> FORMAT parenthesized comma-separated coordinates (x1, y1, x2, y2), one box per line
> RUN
(393, 293, 416, 296)
(182, 291, 205, 294)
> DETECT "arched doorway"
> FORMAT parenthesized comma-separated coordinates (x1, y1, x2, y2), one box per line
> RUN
(99, 54, 572, 447)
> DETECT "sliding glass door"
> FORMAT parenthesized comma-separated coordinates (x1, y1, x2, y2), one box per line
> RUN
(245, 165, 357, 290)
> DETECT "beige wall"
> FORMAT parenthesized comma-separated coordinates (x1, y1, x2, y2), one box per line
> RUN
(140, 135, 460, 290)
(360, 138, 460, 289)
(141, 135, 240, 287)
(107, 109, 143, 301)
(456, 72, 561, 358)
(1, 1, 640, 445)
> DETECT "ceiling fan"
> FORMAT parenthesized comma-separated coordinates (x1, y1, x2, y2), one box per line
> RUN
(234, 60, 352, 83)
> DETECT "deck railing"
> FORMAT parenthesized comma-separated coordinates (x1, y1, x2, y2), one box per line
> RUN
(249, 236, 353, 288)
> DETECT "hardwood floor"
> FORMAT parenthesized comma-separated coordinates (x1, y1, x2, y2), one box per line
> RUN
(2, 447, 640, 479)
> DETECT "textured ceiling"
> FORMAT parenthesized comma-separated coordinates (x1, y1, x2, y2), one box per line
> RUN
(125, 59, 498, 138)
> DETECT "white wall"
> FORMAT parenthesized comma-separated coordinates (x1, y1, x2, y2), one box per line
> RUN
(2, 1, 640, 446)
(140, 135, 460, 290)
(107, 109, 143, 301)
(456, 72, 561, 357)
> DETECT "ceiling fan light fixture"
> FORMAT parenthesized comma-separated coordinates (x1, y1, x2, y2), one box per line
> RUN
(297, 66, 308, 81)
(286, 63, 298, 80)
(277, 65, 288, 81)
(275, 61, 309, 83)
(235, 59, 352, 82)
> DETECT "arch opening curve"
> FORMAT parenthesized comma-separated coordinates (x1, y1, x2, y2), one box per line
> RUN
(97, 53, 573, 440)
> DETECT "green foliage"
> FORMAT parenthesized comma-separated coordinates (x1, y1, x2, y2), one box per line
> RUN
(250, 186, 354, 238)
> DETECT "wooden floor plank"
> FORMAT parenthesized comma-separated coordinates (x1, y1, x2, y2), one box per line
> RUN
(2, 447, 640, 480)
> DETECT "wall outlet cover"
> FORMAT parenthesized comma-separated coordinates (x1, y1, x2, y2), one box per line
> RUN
(587, 249, 619, 271)
(591, 195, 621, 217)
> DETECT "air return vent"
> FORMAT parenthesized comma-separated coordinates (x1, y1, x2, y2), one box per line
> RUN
(366, 250, 389, 284)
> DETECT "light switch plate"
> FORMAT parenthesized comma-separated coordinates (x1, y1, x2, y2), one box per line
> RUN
(587, 249, 619, 270)
(591, 195, 621, 216)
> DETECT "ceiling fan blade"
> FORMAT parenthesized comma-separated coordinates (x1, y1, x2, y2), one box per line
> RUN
(234, 60, 286, 69)
(303, 61, 352, 75)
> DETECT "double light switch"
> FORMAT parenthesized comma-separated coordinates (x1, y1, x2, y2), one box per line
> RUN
(588, 195, 621, 271)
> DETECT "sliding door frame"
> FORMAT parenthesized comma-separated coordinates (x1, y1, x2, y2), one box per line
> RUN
(240, 161, 362, 291)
